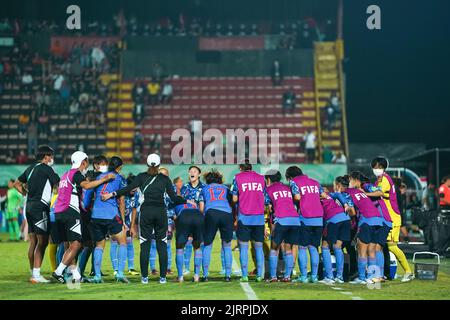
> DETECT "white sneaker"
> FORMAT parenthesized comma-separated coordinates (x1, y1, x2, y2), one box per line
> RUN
(177, 276, 184, 283)
(30, 275, 51, 284)
(334, 277, 345, 284)
(141, 277, 149, 284)
(349, 278, 367, 285)
(319, 278, 335, 285)
(401, 273, 415, 282)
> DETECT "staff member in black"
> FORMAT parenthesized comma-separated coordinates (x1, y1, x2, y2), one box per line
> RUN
(14, 145, 60, 283)
(102, 153, 190, 284)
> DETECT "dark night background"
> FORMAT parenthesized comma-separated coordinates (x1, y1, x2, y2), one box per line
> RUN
(3, 0, 450, 148)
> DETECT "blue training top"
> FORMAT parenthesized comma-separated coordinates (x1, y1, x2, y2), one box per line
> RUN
(91, 172, 126, 220)
(201, 183, 232, 214)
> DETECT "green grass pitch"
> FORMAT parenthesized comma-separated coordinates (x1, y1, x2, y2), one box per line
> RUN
(1, 233, 449, 300)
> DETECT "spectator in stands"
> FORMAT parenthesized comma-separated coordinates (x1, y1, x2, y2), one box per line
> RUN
(21, 70, 33, 95)
(91, 43, 106, 71)
(5, 150, 15, 164)
(18, 113, 30, 138)
(303, 130, 316, 163)
(422, 183, 437, 211)
(80, 43, 91, 68)
(332, 150, 347, 164)
(326, 103, 336, 131)
(271, 60, 283, 86)
(69, 97, 81, 125)
(298, 23, 313, 49)
(282, 87, 296, 114)
(147, 78, 160, 105)
(131, 79, 147, 104)
(161, 80, 173, 105)
(322, 145, 333, 163)
(37, 108, 50, 137)
(148, 133, 162, 153)
(133, 130, 144, 153)
(152, 63, 163, 81)
(16, 150, 28, 164)
(27, 120, 38, 157)
(133, 102, 145, 125)
(48, 125, 58, 153)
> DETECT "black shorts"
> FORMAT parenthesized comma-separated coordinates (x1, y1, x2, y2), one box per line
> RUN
(50, 221, 62, 244)
(236, 220, 265, 243)
(26, 201, 50, 235)
(357, 223, 382, 244)
(55, 210, 82, 242)
(175, 209, 204, 245)
(90, 216, 124, 243)
(375, 223, 392, 246)
(271, 223, 300, 246)
(203, 209, 234, 245)
(139, 206, 168, 243)
(81, 212, 92, 242)
(298, 223, 323, 247)
(323, 220, 351, 245)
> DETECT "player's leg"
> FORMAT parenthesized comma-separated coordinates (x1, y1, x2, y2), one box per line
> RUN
(219, 212, 234, 281)
(307, 227, 321, 283)
(111, 219, 129, 283)
(175, 213, 188, 282)
(202, 210, 219, 281)
(48, 235, 57, 272)
(139, 208, 153, 283)
(296, 224, 309, 283)
(184, 236, 193, 274)
(166, 218, 174, 274)
(192, 212, 205, 282)
(27, 232, 37, 276)
(110, 238, 119, 274)
(269, 223, 282, 281)
(320, 223, 334, 282)
(89, 220, 107, 282)
(367, 241, 378, 282)
(252, 225, 265, 282)
(387, 224, 413, 281)
(351, 236, 369, 284)
(149, 237, 157, 274)
(126, 231, 138, 274)
(237, 221, 250, 281)
(153, 208, 169, 283)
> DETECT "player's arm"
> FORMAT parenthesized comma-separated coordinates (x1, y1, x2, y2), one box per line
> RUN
(119, 195, 126, 225)
(130, 206, 138, 238)
(230, 179, 238, 204)
(290, 180, 301, 201)
(81, 173, 115, 190)
(15, 170, 29, 196)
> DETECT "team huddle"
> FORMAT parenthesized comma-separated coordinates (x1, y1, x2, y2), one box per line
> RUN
(13, 145, 415, 285)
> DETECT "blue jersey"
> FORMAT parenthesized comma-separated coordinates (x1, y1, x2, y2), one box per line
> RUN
(201, 183, 232, 214)
(164, 187, 176, 218)
(92, 172, 126, 220)
(174, 181, 205, 216)
(124, 192, 139, 226)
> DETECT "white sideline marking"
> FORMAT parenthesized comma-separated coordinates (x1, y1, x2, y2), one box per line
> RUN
(340, 291, 353, 295)
(232, 254, 258, 300)
(331, 287, 344, 290)
(352, 296, 363, 300)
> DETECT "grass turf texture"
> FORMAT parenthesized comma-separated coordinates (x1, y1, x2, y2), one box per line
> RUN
(0, 233, 449, 300)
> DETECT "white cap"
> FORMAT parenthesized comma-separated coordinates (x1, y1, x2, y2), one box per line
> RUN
(71, 151, 88, 169)
(147, 153, 160, 167)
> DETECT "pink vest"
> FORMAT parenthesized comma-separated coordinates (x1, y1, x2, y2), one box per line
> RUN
(345, 188, 380, 219)
(322, 194, 345, 221)
(54, 169, 80, 214)
(375, 173, 401, 215)
(266, 182, 298, 219)
(362, 183, 392, 222)
(235, 171, 265, 215)
(292, 175, 324, 218)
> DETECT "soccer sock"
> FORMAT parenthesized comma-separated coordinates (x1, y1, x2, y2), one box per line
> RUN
(78, 247, 91, 276)
(194, 248, 202, 277)
(376, 250, 385, 277)
(156, 239, 168, 278)
(383, 245, 391, 279)
(149, 239, 157, 271)
(298, 246, 308, 277)
(368, 257, 377, 279)
(333, 246, 344, 279)
(388, 243, 411, 273)
(55, 263, 67, 276)
(48, 243, 57, 271)
(117, 244, 127, 278)
(32, 267, 41, 279)
(139, 240, 150, 278)
(308, 246, 319, 277)
(254, 242, 264, 278)
(321, 246, 333, 279)
(13, 220, 20, 240)
(239, 241, 249, 277)
(184, 239, 193, 271)
(176, 249, 184, 278)
(126, 237, 135, 270)
(8, 221, 14, 240)
(110, 240, 118, 271)
(94, 247, 104, 277)
(56, 243, 65, 265)
(202, 244, 213, 278)
(167, 239, 172, 270)
(223, 241, 232, 277)
(358, 257, 368, 280)
(221, 246, 226, 273)
(284, 251, 294, 279)
(70, 265, 81, 281)
(269, 249, 278, 279)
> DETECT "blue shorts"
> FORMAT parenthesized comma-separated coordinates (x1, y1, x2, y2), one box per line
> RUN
(237, 221, 265, 243)
(298, 223, 323, 247)
(271, 223, 300, 246)
(376, 224, 392, 246)
(357, 223, 382, 244)
(204, 209, 234, 245)
(175, 209, 204, 245)
(90, 216, 124, 243)
(323, 220, 351, 245)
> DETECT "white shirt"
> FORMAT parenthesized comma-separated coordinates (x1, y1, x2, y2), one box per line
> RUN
(22, 74, 33, 84)
(162, 84, 173, 96)
(53, 74, 64, 91)
(304, 133, 316, 149)
(332, 154, 347, 164)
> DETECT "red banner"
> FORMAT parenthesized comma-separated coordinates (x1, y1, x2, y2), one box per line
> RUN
(50, 36, 120, 56)
(198, 36, 265, 51)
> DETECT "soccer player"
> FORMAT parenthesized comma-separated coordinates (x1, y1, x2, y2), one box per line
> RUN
(368, 157, 414, 282)
(344, 171, 383, 285)
(103, 154, 187, 284)
(52, 151, 114, 284)
(48, 186, 60, 272)
(172, 166, 205, 282)
(231, 160, 266, 282)
(6, 179, 23, 241)
(265, 170, 299, 282)
(286, 166, 324, 283)
(15, 145, 60, 283)
(320, 185, 355, 284)
(199, 170, 233, 282)
(85, 156, 130, 284)
(159, 167, 176, 274)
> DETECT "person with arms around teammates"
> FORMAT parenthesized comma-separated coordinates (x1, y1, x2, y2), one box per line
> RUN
(52, 151, 115, 284)
(14, 145, 60, 283)
(230, 159, 267, 283)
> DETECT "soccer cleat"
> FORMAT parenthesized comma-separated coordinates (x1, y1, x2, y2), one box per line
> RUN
(159, 277, 167, 284)
(183, 270, 190, 276)
(401, 273, 415, 282)
(31, 275, 51, 284)
(224, 276, 232, 282)
(177, 276, 184, 283)
(51, 272, 66, 284)
(141, 277, 149, 284)
(255, 276, 263, 282)
(151, 269, 158, 276)
(240, 276, 249, 282)
(81, 276, 93, 283)
(268, 277, 278, 283)
(292, 276, 309, 283)
(128, 269, 140, 276)
(91, 275, 104, 284)
(349, 278, 367, 285)
(319, 278, 335, 285)
(192, 275, 200, 283)
(334, 277, 345, 284)
(113, 270, 118, 277)
(309, 275, 319, 283)
(281, 277, 291, 283)
(115, 276, 130, 284)
(167, 269, 174, 275)
(200, 276, 209, 282)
